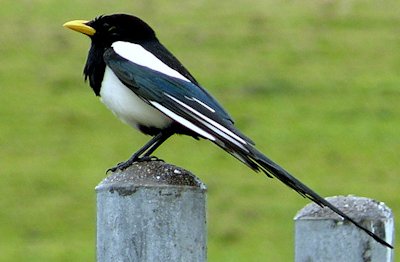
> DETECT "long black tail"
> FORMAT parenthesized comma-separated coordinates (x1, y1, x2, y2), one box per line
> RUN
(239, 146, 393, 248)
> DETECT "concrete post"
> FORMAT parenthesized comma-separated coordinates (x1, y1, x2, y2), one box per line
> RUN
(294, 195, 394, 262)
(96, 160, 207, 262)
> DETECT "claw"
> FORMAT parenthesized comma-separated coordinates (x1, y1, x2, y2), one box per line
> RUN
(106, 161, 130, 173)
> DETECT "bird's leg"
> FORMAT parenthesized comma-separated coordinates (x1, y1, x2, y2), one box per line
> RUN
(142, 132, 172, 158)
(134, 132, 172, 162)
(107, 131, 172, 173)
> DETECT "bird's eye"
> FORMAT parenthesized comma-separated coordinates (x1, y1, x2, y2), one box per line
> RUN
(108, 26, 117, 32)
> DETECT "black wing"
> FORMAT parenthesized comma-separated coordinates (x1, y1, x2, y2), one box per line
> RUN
(103, 47, 255, 148)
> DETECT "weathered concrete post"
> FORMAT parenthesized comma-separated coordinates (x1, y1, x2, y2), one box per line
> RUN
(294, 195, 394, 262)
(96, 160, 207, 262)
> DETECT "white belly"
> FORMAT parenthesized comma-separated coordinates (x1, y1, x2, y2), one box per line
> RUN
(99, 67, 173, 130)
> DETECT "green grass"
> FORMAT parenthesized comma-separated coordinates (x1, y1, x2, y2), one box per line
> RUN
(1, 0, 399, 260)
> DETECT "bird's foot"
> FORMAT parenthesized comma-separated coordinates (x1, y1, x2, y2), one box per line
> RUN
(106, 155, 163, 173)
(106, 161, 132, 173)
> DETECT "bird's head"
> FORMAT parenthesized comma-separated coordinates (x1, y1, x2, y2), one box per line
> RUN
(63, 14, 157, 47)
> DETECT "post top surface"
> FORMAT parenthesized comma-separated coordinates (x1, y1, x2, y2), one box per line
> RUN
(95, 160, 207, 193)
(294, 195, 392, 221)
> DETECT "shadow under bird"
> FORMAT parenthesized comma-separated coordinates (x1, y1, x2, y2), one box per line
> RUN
(63, 14, 392, 248)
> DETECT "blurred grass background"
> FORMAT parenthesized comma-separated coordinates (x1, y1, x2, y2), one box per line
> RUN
(1, 0, 399, 260)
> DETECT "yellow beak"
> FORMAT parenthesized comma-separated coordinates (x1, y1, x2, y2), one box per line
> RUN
(63, 20, 96, 36)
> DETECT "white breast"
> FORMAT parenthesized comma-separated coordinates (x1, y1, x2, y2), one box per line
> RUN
(99, 66, 173, 130)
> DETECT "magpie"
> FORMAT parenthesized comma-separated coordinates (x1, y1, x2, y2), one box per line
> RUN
(63, 14, 392, 248)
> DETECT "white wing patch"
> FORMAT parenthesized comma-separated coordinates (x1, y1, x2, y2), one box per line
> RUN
(112, 41, 190, 82)
(163, 93, 249, 152)
(150, 101, 216, 141)
(184, 96, 216, 113)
